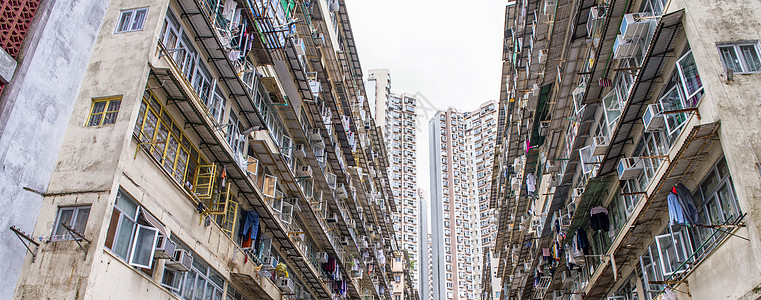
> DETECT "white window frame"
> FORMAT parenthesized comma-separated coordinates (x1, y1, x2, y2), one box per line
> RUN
(116, 7, 148, 33)
(52, 205, 91, 241)
(129, 224, 159, 269)
(654, 231, 690, 276)
(718, 42, 761, 74)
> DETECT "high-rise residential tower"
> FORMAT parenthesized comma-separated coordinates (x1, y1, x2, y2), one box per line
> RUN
(369, 69, 421, 293)
(430, 101, 498, 300)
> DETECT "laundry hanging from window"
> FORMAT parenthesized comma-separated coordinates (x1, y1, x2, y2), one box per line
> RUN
(667, 183, 699, 226)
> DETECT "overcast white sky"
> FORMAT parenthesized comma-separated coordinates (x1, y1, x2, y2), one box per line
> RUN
(345, 0, 506, 207)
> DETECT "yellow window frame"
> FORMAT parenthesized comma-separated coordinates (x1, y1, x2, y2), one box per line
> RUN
(86, 97, 122, 127)
(135, 89, 206, 185)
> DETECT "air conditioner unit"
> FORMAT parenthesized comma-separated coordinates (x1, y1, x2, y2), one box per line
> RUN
(293, 144, 307, 158)
(341, 237, 351, 246)
(154, 235, 177, 259)
(326, 213, 338, 223)
(310, 128, 322, 142)
(347, 219, 356, 228)
(166, 249, 193, 272)
(643, 103, 665, 132)
(313, 33, 325, 46)
(316, 252, 329, 263)
(620, 13, 654, 40)
(309, 80, 321, 96)
(538, 122, 549, 136)
(613, 35, 639, 59)
(553, 290, 564, 300)
(545, 160, 559, 173)
(277, 277, 296, 293)
(294, 38, 306, 56)
(591, 136, 609, 156)
(543, 0, 556, 15)
(618, 157, 644, 180)
(297, 165, 313, 177)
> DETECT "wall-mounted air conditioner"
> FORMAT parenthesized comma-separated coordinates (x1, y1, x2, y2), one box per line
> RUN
(341, 237, 351, 246)
(643, 103, 665, 132)
(316, 252, 329, 263)
(347, 219, 356, 229)
(326, 213, 338, 223)
(538, 49, 547, 63)
(538, 122, 549, 136)
(293, 144, 306, 158)
(166, 249, 193, 272)
(308, 131, 323, 146)
(154, 235, 176, 259)
(613, 35, 639, 59)
(617, 157, 644, 180)
(591, 136, 609, 156)
(620, 13, 654, 40)
(543, 0, 556, 15)
(572, 187, 584, 202)
(277, 277, 295, 293)
(336, 184, 347, 198)
(297, 165, 313, 177)
(294, 38, 306, 56)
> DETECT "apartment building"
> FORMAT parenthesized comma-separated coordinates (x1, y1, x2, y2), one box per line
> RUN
(492, 0, 761, 300)
(430, 102, 498, 300)
(369, 69, 421, 293)
(0, 0, 110, 298)
(11, 1, 401, 299)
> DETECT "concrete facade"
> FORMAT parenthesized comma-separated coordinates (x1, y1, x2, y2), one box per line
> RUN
(492, 0, 761, 300)
(10, 0, 400, 299)
(0, 0, 109, 298)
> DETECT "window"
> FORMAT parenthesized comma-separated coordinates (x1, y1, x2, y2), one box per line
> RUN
(226, 286, 248, 300)
(105, 190, 166, 270)
(690, 157, 741, 251)
(52, 205, 91, 240)
(116, 8, 148, 33)
(87, 97, 122, 126)
(134, 90, 205, 185)
(162, 237, 225, 299)
(718, 42, 761, 74)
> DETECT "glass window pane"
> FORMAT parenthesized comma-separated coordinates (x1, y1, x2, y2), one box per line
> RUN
(131, 9, 147, 31)
(183, 272, 196, 300)
(204, 282, 214, 300)
(54, 209, 75, 237)
(740, 45, 761, 72)
(717, 184, 739, 222)
(73, 208, 90, 234)
(717, 158, 730, 179)
(116, 192, 139, 218)
(719, 46, 743, 72)
(114, 217, 135, 259)
(118, 11, 132, 32)
(194, 277, 206, 300)
(677, 52, 703, 107)
(129, 224, 158, 268)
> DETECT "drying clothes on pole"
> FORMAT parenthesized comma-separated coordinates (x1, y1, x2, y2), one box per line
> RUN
(239, 210, 259, 248)
(667, 189, 688, 226)
(575, 228, 590, 255)
(526, 173, 537, 194)
(589, 206, 610, 231)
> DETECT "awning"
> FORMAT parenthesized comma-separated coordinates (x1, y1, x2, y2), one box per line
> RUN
(599, 10, 685, 176)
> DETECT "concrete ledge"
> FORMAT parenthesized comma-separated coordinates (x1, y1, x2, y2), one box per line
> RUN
(0, 47, 17, 84)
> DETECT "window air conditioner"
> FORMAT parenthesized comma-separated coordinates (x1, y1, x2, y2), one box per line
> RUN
(620, 13, 654, 40)
(538, 122, 549, 136)
(613, 35, 639, 59)
(591, 136, 609, 156)
(538, 49, 547, 63)
(166, 249, 193, 272)
(316, 252, 329, 263)
(341, 236, 351, 246)
(309, 128, 322, 142)
(347, 219, 356, 229)
(293, 144, 306, 158)
(643, 103, 665, 132)
(154, 235, 176, 259)
(326, 213, 338, 223)
(617, 157, 644, 180)
(277, 277, 296, 293)
(572, 187, 584, 202)
(543, 0, 556, 15)
(297, 165, 313, 177)
(294, 38, 306, 56)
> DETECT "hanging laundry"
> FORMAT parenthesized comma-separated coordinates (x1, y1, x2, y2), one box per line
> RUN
(240, 210, 259, 248)
(667, 189, 688, 226)
(526, 173, 537, 194)
(676, 183, 699, 225)
(575, 228, 590, 255)
(589, 206, 610, 231)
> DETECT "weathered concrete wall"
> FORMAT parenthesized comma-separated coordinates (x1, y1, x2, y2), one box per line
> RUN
(667, 0, 761, 298)
(0, 0, 109, 298)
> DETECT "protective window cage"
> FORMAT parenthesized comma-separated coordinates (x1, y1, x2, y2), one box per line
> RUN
(52, 205, 91, 241)
(87, 97, 122, 127)
(115, 7, 148, 33)
(718, 41, 761, 74)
